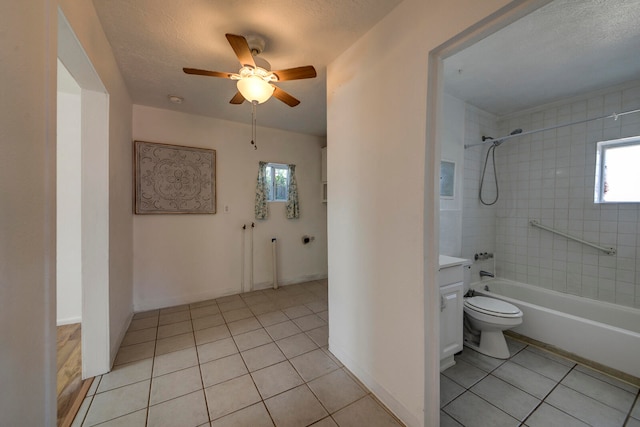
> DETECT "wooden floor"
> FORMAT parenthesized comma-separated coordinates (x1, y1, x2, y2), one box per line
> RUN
(57, 323, 86, 426)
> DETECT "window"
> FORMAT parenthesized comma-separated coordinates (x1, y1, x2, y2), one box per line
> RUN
(265, 163, 289, 202)
(594, 136, 640, 203)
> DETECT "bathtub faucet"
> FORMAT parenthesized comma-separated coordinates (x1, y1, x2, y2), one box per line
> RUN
(479, 270, 495, 279)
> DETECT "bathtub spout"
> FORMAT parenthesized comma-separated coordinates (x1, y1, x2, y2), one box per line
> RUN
(479, 270, 495, 279)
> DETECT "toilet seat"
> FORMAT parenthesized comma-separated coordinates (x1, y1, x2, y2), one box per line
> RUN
(464, 296, 522, 318)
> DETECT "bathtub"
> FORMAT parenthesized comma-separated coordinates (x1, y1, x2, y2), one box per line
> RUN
(470, 278, 640, 379)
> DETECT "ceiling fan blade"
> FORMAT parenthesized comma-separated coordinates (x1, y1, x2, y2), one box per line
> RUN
(225, 33, 256, 68)
(229, 92, 245, 104)
(272, 66, 317, 81)
(183, 68, 234, 79)
(272, 85, 300, 107)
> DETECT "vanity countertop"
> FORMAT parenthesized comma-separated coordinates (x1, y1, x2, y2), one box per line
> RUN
(439, 255, 469, 269)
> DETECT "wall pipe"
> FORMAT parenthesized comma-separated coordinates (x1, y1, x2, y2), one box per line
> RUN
(250, 222, 255, 292)
(271, 238, 278, 290)
(240, 224, 246, 293)
(464, 108, 640, 149)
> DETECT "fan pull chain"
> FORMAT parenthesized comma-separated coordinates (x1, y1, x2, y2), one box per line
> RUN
(251, 101, 258, 150)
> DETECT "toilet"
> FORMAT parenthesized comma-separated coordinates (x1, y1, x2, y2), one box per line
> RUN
(462, 264, 523, 359)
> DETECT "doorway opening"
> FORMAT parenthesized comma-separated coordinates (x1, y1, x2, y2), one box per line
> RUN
(56, 8, 111, 424)
(424, 0, 553, 424)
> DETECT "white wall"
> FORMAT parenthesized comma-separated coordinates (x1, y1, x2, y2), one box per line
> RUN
(440, 94, 466, 256)
(57, 61, 83, 325)
(326, 0, 511, 425)
(133, 105, 327, 311)
(0, 2, 57, 424)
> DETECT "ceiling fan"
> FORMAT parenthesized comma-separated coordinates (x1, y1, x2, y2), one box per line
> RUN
(183, 33, 317, 107)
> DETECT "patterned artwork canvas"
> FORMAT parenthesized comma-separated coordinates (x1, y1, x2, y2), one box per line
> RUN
(134, 141, 216, 214)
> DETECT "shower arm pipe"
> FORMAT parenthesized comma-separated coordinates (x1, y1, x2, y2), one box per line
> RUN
(529, 219, 616, 255)
(464, 108, 640, 149)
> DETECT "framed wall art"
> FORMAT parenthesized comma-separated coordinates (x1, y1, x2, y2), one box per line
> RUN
(134, 140, 216, 214)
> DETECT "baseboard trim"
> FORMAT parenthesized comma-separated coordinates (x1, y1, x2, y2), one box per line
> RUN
(329, 338, 421, 427)
(57, 316, 82, 326)
(111, 311, 133, 368)
(253, 273, 328, 291)
(133, 274, 328, 312)
(134, 287, 238, 312)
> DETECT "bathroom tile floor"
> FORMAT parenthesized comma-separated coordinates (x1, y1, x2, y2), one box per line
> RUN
(71, 279, 405, 427)
(442, 337, 640, 427)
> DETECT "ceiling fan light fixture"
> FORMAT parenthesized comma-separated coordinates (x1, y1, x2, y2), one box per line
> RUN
(237, 75, 275, 104)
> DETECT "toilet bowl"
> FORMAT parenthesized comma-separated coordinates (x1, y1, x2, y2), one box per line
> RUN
(463, 295, 523, 359)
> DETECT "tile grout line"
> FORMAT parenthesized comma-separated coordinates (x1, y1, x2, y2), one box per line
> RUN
(210, 289, 333, 425)
(191, 299, 220, 425)
(557, 369, 638, 415)
(622, 389, 640, 427)
(573, 365, 640, 394)
(519, 361, 580, 426)
(455, 388, 523, 425)
(76, 377, 100, 427)
(143, 310, 160, 427)
(236, 293, 281, 427)
(443, 342, 567, 426)
(110, 283, 333, 426)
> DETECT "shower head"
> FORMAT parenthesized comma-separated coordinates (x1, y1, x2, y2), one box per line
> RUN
(467, 128, 525, 150)
(493, 129, 522, 146)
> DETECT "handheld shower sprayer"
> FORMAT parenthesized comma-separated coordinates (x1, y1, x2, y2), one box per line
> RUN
(478, 128, 523, 205)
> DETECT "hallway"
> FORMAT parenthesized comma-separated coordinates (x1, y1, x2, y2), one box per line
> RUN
(72, 280, 403, 426)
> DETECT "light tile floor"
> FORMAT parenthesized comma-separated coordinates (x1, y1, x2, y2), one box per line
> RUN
(442, 337, 640, 427)
(72, 280, 405, 427)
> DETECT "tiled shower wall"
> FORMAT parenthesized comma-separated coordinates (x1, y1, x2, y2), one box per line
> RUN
(487, 82, 640, 308)
(461, 104, 500, 280)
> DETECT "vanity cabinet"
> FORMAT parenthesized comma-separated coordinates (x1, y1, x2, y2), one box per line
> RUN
(440, 282, 463, 364)
(439, 255, 466, 371)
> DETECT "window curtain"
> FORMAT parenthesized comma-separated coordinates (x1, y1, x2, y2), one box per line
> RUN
(286, 164, 299, 219)
(255, 161, 268, 219)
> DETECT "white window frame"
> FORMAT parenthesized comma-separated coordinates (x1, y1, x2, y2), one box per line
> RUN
(594, 136, 640, 204)
(266, 163, 289, 202)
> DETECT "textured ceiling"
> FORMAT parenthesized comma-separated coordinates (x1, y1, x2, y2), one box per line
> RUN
(92, 0, 403, 136)
(444, 0, 640, 116)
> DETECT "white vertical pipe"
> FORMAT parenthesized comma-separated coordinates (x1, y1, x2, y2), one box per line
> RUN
(271, 238, 278, 289)
(240, 224, 246, 293)
(250, 222, 254, 292)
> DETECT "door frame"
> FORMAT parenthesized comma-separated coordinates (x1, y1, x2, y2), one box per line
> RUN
(58, 9, 111, 378)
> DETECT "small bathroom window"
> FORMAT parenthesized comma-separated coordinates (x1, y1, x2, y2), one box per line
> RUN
(266, 163, 289, 202)
(594, 136, 640, 203)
